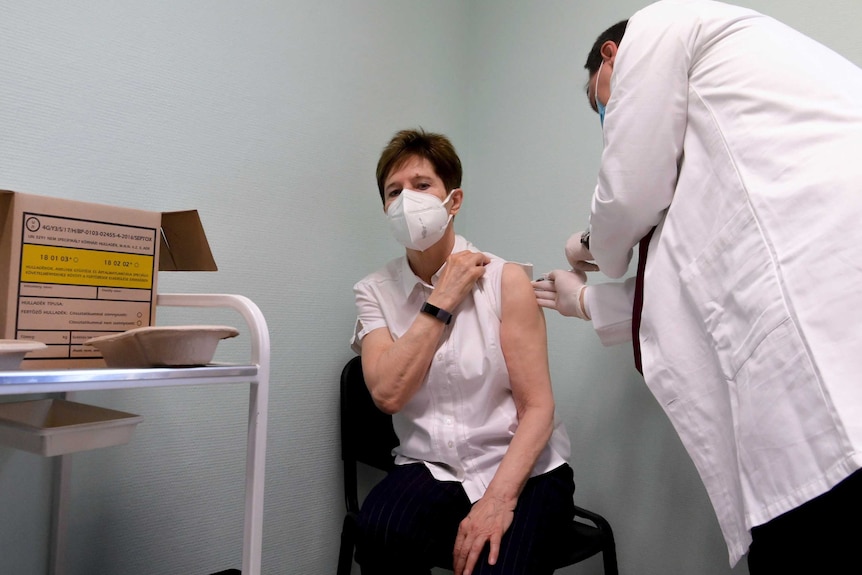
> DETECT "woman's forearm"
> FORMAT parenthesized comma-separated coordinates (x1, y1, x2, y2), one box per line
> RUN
(484, 403, 555, 504)
(362, 313, 446, 414)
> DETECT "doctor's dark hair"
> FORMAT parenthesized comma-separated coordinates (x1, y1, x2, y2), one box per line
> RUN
(376, 128, 462, 204)
(584, 19, 628, 74)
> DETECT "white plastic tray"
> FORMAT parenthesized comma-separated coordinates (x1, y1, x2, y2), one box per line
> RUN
(0, 398, 142, 456)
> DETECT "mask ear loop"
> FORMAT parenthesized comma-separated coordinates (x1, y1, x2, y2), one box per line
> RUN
(594, 60, 603, 109)
(594, 60, 606, 126)
(439, 189, 457, 233)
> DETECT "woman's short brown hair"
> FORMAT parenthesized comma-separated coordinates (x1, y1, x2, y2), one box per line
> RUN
(376, 128, 462, 204)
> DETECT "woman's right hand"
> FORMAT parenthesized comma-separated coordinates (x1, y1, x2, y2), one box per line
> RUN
(427, 250, 491, 311)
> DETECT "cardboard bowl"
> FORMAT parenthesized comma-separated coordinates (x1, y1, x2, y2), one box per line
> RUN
(85, 325, 239, 368)
(0, 340, 48, 370)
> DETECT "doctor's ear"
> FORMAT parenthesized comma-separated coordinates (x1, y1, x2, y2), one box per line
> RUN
(600, 41, 618, 65)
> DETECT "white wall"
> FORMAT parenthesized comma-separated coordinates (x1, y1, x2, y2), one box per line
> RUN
(0, 2, 470, 574)
(0, 1, 859, 574)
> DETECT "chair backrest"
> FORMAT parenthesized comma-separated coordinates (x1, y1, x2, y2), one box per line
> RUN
(340, 355, 400, 511)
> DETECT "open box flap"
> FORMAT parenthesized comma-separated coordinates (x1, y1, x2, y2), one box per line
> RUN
(0, 192, 17, 327)
(159, 210, 218, 271)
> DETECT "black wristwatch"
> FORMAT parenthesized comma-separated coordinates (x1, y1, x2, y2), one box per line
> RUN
(580, 230, 591, 250)
(421, 302, 452, 325)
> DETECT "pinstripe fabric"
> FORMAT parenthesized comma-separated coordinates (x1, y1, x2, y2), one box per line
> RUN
(357, 463, 575, 575)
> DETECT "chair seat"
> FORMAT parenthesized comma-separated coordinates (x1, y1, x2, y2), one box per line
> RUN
(551, 520, 607, 565)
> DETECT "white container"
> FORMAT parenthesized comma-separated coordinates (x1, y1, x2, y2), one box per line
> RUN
(0, 399, 143, 456)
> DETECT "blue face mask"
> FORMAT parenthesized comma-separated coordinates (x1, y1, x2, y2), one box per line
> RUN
(594, 60, 606, 127)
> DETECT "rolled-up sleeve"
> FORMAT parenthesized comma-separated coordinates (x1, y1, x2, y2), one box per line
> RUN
(587, 278, 636, 346)
(350, 280, 388, 353)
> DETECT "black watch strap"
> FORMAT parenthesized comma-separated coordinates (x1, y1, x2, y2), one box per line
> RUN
(421, 302, 452, 325)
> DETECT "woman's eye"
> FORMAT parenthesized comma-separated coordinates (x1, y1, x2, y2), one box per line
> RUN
(417, 183, 430, 190)
(387, 189, 402, 198)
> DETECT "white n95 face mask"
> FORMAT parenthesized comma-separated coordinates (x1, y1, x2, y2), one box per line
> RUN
(386, 189, 455, 251)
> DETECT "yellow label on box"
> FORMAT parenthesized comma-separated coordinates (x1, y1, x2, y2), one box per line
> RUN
(21, 245, 154, 289)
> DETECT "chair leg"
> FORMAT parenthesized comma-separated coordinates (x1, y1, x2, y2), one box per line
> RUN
(337, 514, 358, 575)
(602, 542, 619, 575)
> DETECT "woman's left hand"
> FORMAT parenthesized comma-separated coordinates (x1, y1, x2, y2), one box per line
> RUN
(452, 493, 515, 575)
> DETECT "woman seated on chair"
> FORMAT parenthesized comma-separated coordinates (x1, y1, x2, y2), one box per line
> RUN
(350, 128, 574, 575)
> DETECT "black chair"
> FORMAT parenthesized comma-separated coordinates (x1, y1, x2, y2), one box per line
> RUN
(337, 355, 618, 575)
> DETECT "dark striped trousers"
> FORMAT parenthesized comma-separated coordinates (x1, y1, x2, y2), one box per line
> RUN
(356, 463, 575, 575)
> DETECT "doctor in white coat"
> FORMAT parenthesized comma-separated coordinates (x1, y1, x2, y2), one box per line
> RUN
(534, 1, 862, 572)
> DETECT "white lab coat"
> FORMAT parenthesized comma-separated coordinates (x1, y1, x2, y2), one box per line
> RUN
(588, 0, 862, 565)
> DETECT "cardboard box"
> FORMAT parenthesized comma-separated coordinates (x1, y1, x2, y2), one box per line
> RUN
(0, 398, 143, 456)
(0, 190, 217, 369)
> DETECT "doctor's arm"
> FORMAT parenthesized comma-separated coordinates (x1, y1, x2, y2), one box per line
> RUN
(453, 263, 556, 575)
(533, 271, 636, 345)
(589, 10, 691, 278)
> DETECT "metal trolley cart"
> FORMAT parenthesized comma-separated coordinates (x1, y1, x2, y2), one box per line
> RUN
(0, 293, 270, 575)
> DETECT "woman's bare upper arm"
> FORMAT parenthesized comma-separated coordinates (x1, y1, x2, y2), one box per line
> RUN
(358, 326, 394, 392)
(500, 263, 554, 410)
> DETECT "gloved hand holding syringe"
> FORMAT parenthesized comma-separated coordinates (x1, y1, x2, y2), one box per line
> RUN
(532, 230, 598, 320)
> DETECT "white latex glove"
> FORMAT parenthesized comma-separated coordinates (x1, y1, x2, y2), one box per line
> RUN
(532, 269, 590, 320)
(565, 231, 600, 272)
